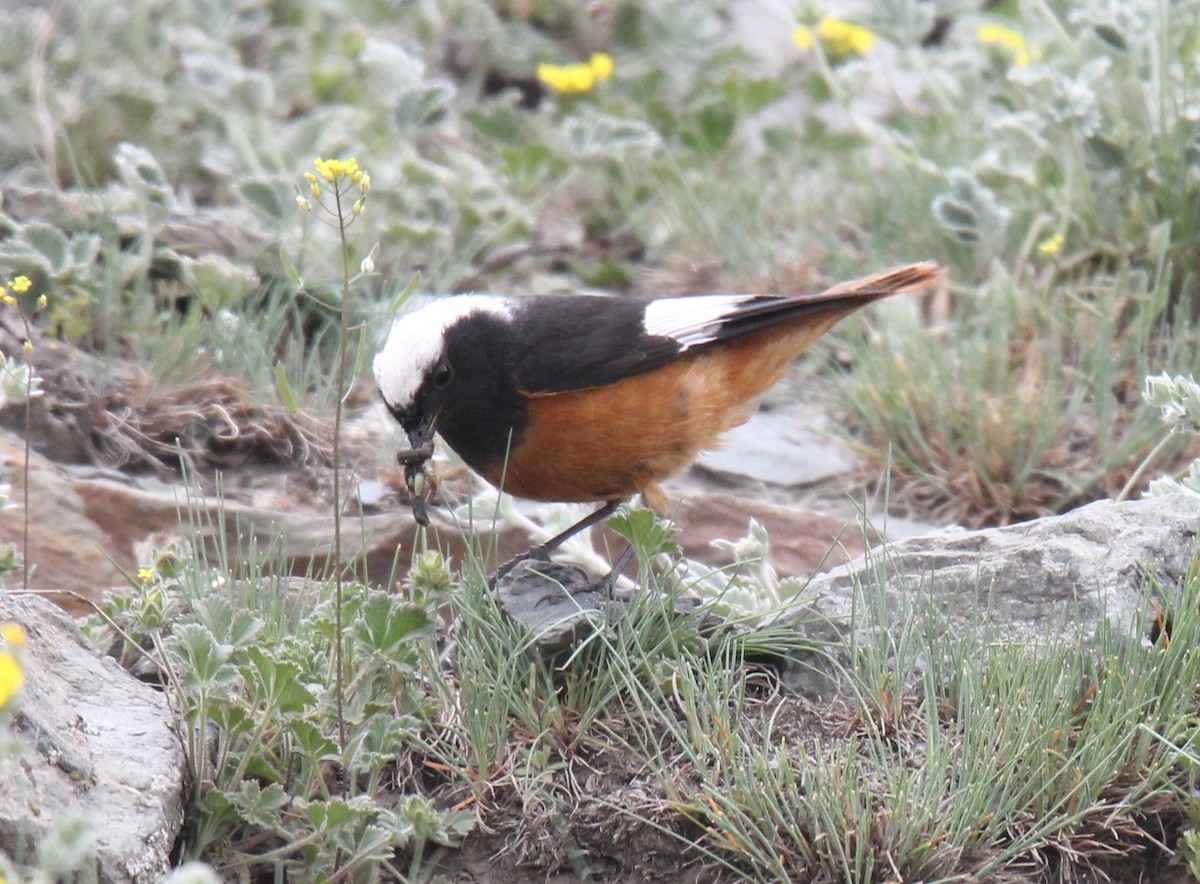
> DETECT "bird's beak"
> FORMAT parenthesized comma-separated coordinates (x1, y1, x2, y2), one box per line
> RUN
(401, 409, 437, 463)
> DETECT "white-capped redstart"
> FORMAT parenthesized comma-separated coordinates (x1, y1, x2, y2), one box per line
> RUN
(374, 261, 942, 571)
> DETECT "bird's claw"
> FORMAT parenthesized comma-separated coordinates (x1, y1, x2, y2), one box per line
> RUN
(494, 545, 553, 583)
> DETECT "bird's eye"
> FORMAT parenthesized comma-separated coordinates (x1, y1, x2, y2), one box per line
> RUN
(433, 361, 453, 388)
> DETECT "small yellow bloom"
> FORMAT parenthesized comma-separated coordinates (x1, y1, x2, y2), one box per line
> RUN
(359, 172, 371, 194)
(819, 18, 875, 56)
(351, 199, 365, 216)
(795, 18, 875, 57)
(0, 652, 24, 709)
(304, 172, 318, 184)
(10, 276, 32, 294)
(0, 293, 13, 307)
(137, 567, 157, 582)
(313, 156, 365, 184)
(537, 52, 614, 94)
(978, 23, 1032, 68)
(589, 52, 614, 80)
(36, 294, 48, 309)
(22, 340, 32, 354)
(1038, 232, 1064, 256)
(1, 623, 26, 648)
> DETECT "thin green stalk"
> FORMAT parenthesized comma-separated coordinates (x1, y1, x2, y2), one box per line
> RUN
(332, 196, 348, 756)
(22, 367, 30, 591)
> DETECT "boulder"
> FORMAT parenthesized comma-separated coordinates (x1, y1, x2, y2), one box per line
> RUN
(781, 495, 1200, 695)
(0, 592, 186, 882)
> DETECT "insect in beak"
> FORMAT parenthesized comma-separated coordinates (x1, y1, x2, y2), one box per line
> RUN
(396, 411, 438, 526)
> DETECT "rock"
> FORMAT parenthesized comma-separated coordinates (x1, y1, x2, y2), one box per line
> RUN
(0, 592, 186, 882)
(492, 559, 724, 654)
(781, 495, 1200, 696)
(674, 492, 878, 580)
(691, 406, 859, 489)
(0, 431, 127, 609)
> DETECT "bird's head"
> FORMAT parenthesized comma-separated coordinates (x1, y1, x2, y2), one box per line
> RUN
(373, 295, 513, 456)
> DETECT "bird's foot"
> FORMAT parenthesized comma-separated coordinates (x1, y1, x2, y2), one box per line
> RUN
(493, 544, 553, 583)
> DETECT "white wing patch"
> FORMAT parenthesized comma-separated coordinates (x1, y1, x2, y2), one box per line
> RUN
(374, 295, 513, 410)
(642, 294, 766, 350)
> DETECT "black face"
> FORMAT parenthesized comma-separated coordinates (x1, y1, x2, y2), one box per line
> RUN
(401, 312, 530, 477)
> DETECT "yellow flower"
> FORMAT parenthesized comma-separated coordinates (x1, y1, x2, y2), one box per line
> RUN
(314, 156, 361, 181)
(0, 652, 24, 709)
(36, 294, 48, 309)
(1038, 232, 1064, 255)
(795, 18, 875, 57)
(22, 340, 32, 354)
(1, 623, 25, 648)
(589, 52, 614, 80)
(10, 276, 32, 294)
(537, 52, 614, 94)
(0, 291, 13, 307)
(978, 23, 1032, 68)
(137, 567, 157, 582)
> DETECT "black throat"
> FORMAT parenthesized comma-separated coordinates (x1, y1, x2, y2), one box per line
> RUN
(430, 312, 529, 476)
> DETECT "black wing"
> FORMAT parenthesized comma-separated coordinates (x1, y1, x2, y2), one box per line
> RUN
(508, 295, 683, 394)
(506, 262, 941, 395)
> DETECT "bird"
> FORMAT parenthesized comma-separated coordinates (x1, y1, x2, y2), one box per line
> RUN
(374, 261, 942, 579)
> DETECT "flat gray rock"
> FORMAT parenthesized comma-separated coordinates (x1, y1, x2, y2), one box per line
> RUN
(692, 407, 858, 488)
(780, 495, 1200, 695)
(0, 592, 186, 882)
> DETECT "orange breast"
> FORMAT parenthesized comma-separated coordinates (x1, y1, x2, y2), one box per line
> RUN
(478, 307, 852, 506)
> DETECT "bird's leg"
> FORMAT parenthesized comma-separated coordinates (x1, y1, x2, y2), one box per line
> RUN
(595, 543, 637, 596)
(495, 499, 621, 580)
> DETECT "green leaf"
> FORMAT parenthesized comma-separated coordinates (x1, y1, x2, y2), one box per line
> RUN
(68, 233, 102, 269)
(395, 795, 475, 847)
(113, 142, 174, 209)
(210, 702, 255, 740)
(502, 144, 554, 184)
(1093, 24, 1127, 50)
(233, 781, 288, 829)
(724, 76, 787, 114)
(280, 247, 303, 288)
(348, 714, 419, 773)
(607, 507, 679, 558)
(386, 270, 422, 315)
(306, 796, 371, 831)
(354, 592, 430, 656)
(1086, 135, 1126, 170)
(395, 80, 456, 131)
(168, 623, 241, 695)
(276, 361, 299, 414)
(463, 104, 525, 145)
(24, 223, 69, 272)
(244, 646, 316, 713)
(195, 596, 263, 648)
(289, 719, 339, 762)
(682, 105, 735, 156)
(236, 176, 291, 220)
(563, 112, 661, 160)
